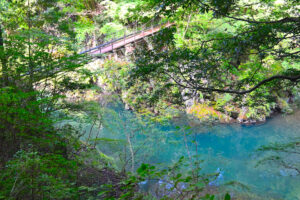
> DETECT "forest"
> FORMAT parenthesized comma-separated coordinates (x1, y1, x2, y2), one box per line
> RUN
(0, 0, 299, 199)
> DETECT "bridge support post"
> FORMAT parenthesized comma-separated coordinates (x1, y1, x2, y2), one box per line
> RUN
(144, 37, 153, 50)
(113, 50, 118, 60)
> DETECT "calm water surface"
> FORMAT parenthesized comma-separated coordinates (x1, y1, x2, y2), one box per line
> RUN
(90, 106, 300, 199)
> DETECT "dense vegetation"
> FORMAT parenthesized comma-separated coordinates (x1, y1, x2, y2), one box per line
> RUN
(0, 0, 299, 199)
(95, 0, 300, 123)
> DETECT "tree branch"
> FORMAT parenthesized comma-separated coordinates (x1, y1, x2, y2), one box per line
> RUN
(224, 16, 300, 24)
(193, 74, 300, 94)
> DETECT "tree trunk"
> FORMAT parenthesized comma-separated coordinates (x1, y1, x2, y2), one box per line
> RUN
(0, 25, 8, 87)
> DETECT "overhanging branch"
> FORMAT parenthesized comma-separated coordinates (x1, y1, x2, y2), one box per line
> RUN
(194, 74, 300, 94)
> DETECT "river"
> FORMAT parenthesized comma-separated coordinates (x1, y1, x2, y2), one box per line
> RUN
(82, 102, 300, 199)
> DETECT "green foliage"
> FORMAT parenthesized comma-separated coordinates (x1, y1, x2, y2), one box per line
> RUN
(0, 1, 107, 200)
(114, 0, 300, 122)
(0, 150, 79, 200)
(0, 87, 54, 164)
(100, 22, 125, 40)
(99, 157, 231, 200)
(214, 94, 233, 110)
(98, 58, 183, 121)
(0, 0, 299, 199)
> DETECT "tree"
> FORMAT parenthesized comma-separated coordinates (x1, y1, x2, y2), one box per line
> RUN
(0, 1, 106, 199)
(129, 0, 299, 95)
(0, 0, 93, 162)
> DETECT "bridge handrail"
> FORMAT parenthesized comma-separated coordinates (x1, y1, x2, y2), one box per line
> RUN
(79, 21, 172, 55)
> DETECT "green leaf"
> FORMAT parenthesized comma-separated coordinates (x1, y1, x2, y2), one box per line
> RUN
(224, 193, 231, 200)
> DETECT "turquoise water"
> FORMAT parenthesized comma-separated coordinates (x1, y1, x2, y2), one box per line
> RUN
(87, 104, 300, 199)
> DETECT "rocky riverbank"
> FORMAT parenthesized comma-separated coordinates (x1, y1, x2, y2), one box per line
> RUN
(185, 95, 299, 125)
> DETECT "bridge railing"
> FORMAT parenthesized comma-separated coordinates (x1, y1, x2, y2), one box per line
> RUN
(79, 21, 172, 55)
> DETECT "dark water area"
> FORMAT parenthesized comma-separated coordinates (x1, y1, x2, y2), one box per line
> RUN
(83, 104, 300, 199)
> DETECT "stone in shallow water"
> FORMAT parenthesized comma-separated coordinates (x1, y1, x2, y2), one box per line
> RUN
(279, 168, 299, 177)
(139, 180, 148, 185)
(209, 168, 224, 186)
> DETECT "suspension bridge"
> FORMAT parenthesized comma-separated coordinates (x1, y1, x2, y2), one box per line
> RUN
(79, 21, 174, 55)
